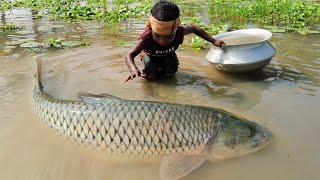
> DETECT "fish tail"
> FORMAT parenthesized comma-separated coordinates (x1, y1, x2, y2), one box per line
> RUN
(35, 57, 43, 91)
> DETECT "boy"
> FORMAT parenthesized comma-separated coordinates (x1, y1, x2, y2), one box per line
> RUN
(125, 0, 224, 82)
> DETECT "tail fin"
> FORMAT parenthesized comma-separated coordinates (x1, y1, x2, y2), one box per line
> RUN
(35, 57, 43, 91)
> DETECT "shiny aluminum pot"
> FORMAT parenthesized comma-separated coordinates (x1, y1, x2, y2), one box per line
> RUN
(206, 28, 276, 73)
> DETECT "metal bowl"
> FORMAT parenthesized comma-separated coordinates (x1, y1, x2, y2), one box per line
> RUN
(206, 28, 276, 73)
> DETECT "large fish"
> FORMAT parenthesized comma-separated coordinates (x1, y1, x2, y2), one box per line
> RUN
(33, 58, 272, 180)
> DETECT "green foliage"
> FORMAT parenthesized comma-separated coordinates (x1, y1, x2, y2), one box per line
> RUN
(0, 24, 24, 34)
(0, 1, 14, 11)
(2, 0, 319, 31)
(13, 0, 55, 9)
(80, 39, 91, 46)
(1, 0, 151, 21)
(1, 0, 319, 46)
(50, 5, 102, 20)
(46, 37, 90, 49)
(46, 37, 63, 48)
(103, 21, 121, 35)
(191, 36, 208, 50)
(205, 0, 320, 30)
(104, 3, 151, 22)
(115, 40, 133, 47)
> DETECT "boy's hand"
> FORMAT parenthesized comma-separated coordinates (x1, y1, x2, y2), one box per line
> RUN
(213, 39, 225, 48)
(125, 67, 145, 82)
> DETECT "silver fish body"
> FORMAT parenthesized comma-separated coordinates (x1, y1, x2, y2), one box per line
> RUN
(33, 59, 272, 179)
(33, 90, 220, 156)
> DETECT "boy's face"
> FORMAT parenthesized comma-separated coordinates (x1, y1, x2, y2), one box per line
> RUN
(152, 32, 176, 46)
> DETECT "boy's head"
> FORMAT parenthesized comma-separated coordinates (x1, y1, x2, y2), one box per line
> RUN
(151, 0, 180, 21)
(149, 1, 180, 46)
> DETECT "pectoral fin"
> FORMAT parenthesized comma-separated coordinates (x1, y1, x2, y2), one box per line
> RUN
(159, 153, 207, 180)
(159, 132, 218, 180)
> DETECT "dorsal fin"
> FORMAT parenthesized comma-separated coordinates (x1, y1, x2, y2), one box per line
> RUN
(97, 93, 124, 100)
(35, 57, 43, 91)
(77, 92, 123, 104)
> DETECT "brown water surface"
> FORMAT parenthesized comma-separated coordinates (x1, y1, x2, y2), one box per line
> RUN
(1, 9, 320, 180)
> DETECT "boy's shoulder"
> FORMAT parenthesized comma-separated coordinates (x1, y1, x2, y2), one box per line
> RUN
(177, 25, 185, 35)
(139, 28, 153, 41)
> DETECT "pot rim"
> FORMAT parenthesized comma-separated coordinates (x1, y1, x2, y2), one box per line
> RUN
(213, 28, 272, 47)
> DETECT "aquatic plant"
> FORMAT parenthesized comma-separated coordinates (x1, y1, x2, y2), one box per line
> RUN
(191, 36, 208, 50)
(46, 37, 63, 48)
(105, 4, 150, 22)
(46, 37, 90, 49)
(204, 0, 320, 32)
(115, 40, 134, 47)
(1, 0, 319, 51)
(2, 0, 318, 32)
(35, 11, 45, 19)
(80, 39, 91, 46)
(50, 4, 102, 20)
(0, 24, 24, 34)
(103, 21, 121, 35)
(0, 1, 14, 11)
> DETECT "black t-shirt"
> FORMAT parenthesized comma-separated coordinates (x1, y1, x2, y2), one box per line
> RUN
(139, 26, 185, 57)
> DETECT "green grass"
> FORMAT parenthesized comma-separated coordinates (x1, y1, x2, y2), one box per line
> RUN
(1, 0, 319, 32)
(1, 0, 319, 50)
(205, 0, 320, 29)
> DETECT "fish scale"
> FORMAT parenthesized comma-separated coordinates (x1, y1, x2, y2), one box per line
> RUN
(33, 59, 272, 180)
(33, 91, 219, 157)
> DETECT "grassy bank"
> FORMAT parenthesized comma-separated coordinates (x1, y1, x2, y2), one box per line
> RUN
(1, 0, 319, 32)
(1, 0, 319, 49)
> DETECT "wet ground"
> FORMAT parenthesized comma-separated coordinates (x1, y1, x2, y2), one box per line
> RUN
(1, 9, 320, 180)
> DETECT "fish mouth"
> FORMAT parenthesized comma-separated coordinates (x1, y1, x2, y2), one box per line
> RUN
(249, 124, 272, 150)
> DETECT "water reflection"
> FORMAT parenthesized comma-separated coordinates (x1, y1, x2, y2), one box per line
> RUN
(140, 71, 238, 99)
(0, 9, 107, 57)
(0, 57, 31, 104)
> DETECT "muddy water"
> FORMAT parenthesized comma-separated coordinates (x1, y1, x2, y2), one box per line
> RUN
(1, 9, 320, 180)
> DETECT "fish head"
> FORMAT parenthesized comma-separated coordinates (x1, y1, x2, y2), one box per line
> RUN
(211, 112, 272, 159)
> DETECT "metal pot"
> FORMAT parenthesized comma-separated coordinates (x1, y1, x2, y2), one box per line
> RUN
(206, 28, 276, 73)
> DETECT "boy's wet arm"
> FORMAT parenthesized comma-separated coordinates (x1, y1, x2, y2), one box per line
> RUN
(125, 39, 145, 69)
(183, 25, 216, 44)
(183, 25, 196, 35)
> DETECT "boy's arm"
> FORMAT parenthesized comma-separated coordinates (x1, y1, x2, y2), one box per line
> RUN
(183, 25, 224, 47)
(125, 39, 145, 82)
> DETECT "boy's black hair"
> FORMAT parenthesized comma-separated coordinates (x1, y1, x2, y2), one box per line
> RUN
(151, 0, 180, 21)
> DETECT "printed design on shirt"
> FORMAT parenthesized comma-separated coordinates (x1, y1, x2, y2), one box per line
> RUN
(155, 46, 175, 55)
